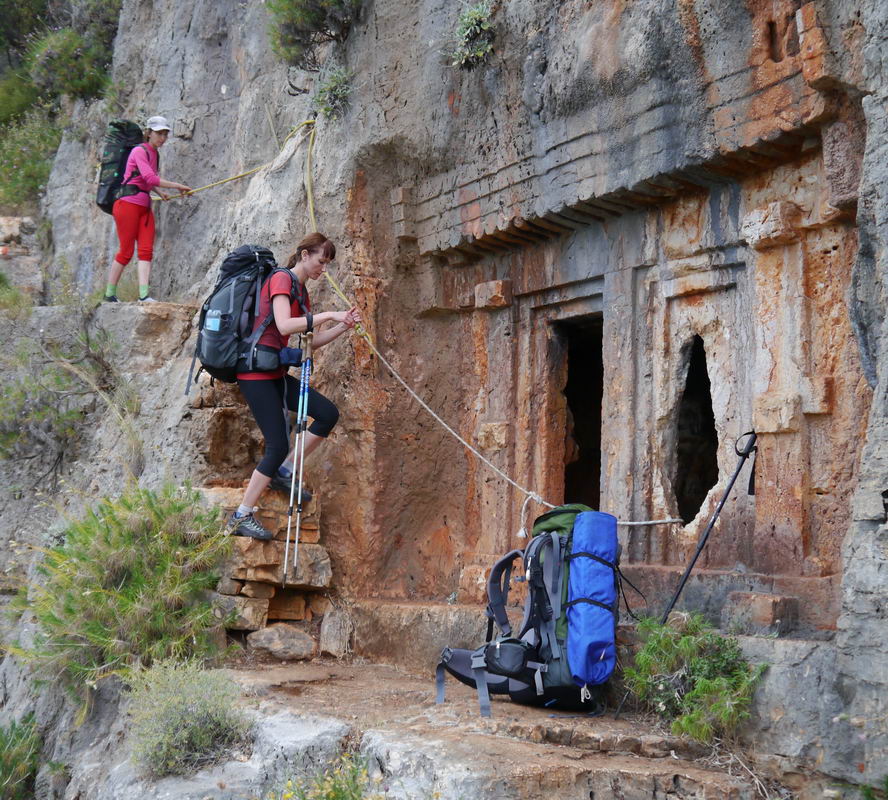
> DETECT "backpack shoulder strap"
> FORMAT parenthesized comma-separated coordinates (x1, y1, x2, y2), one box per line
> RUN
(485, 549, 524, 641)
(270, 267, 309, 315)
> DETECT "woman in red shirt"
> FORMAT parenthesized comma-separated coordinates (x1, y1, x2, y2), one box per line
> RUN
(229, 232, 361, 539)
(103, 115, 192, 303)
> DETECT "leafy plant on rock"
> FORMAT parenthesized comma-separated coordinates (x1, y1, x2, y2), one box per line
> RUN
(265, 754, 384, 800)
(0, 104, 62, 211)
(267, 0, 363, 71)
(127, 660, 251, 778)
(450, 1, 495, 69)
(623, 613, 767, 743)
(27, 28, 107, 99)
(0, 714, 41, 800)
(311, 66, 354, 119)
(9, 485, 231, 701)
(0, 298, 139, 471)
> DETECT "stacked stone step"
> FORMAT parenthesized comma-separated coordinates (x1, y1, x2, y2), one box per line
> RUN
(199, 486, 332, 632)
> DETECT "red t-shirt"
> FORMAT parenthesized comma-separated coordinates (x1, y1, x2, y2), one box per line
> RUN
(236, 270, 310, 381)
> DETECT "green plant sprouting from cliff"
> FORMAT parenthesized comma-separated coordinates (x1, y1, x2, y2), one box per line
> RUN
(0, 1, 122, 210)
(267, 0, 362, 71)
(623, 613, 767, 743)
(0, 714, 41, 800)
(127, 660, 252, 778)
(0, 295, 140, 474)
(450, 1, 495, 70)
(8, 485, 231, 703)
(311, 66, 354, 119)
(0, 104, 63, 211)
(264, 754, 384, 800)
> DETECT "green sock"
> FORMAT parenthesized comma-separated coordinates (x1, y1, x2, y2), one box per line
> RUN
(139, 284, 149, 299)
(105, 283, 117, 298)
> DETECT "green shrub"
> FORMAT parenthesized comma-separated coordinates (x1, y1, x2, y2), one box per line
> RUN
(0, 68, 42, 127)
(0, 0, 48, 63)
(0, 714, 41, 800)
(267, 0, 362, 71)
(0, 302, 131, 463)
(265, 754, 384, 800)
(27, 28, 107, 99)
(127, 660, 251, 778)
(450, 1, 495, 69)
(0, 104, 62, 211)
(10, 485, 231, 695)
(0, 271, 33, 320)
(311, 66, 353, 119)
(623, 613, 767, 743)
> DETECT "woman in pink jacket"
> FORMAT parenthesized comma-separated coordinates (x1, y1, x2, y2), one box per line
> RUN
(103, 116, 192, 303)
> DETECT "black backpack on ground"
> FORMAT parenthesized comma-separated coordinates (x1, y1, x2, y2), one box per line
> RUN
(185, 245, 307, 391)
(436, 505, 638, 717)
(96, 120, 147, 214)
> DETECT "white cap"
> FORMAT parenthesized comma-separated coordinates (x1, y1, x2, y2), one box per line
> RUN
(146, 115, 171, 132)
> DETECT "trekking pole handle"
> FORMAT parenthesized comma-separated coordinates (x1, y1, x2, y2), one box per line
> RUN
(302, 331, 313, 361)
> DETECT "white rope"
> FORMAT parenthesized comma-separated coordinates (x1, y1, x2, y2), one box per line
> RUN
(361, 337, 555, 535)
(358, 336, 684, 533)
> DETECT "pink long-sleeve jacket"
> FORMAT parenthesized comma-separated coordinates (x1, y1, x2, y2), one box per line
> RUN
(119, 143, 161, 208)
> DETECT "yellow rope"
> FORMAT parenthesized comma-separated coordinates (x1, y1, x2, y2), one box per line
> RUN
(163, 120, 317, 201)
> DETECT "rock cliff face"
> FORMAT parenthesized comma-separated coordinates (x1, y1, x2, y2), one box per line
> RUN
(1, 0, 887, 789)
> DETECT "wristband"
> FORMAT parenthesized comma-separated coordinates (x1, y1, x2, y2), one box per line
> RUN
(305, 312, 313, 333)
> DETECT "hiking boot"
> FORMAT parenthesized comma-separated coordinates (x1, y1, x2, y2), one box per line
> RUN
(228, 512, 273, 540)
(268, 471, 312, 502)
(139, 295, 158, 303)
(103, 294, 119, 303)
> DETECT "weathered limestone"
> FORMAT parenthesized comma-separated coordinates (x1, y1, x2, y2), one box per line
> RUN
(319, 607, 353, 658)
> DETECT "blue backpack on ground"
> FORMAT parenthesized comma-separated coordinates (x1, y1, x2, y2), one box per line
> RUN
(436, 505, 636, 717)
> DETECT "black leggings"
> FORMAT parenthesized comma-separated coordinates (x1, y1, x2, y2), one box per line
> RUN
(238, 375, 339, 478)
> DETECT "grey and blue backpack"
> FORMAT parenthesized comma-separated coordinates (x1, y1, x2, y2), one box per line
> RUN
(436, 504, 638, 717)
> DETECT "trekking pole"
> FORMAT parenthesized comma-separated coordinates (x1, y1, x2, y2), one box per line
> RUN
(614, 430, 758, 718)
(290, 334, 314, 582)
(282, 336, 313, 585)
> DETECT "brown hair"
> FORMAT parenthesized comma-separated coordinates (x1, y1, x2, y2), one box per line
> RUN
(287, 232, 336, 269)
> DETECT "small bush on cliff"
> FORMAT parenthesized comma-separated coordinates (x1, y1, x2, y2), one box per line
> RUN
(623, 613, 766, 743)
(450, 1, 495, 69)
(311, 66, 353, 119)
(10, 485, 231, 698)
(0, 68, 42, 127)
(127, 660, 251, 778)
(0, 714, 41, 800)
(267, 0, 362, 71)
(0, 299, 137, 469)
(27, 28, 107, 99)
(0, 104, 62, 211)
(264, 754, 384, 800)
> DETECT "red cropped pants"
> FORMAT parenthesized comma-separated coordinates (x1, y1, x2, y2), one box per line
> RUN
(112, 199, 155, 264)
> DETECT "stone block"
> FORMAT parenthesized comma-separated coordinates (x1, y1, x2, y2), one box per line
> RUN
(721, 591, 799, 636)
(268, 590, 307, 621)
(247, 622, 317, 660)
(224, 538, 332, 590)
(741, 202, 803, 250)
(753, 391, 802, 433)
(216, 576, 244, 595)
(210, 593, 268, 631)
(241, 581, 276, 599)
(309, 595, 332, 616)
(474, 279, 512, 308)
(796, 3, 840, 91)
(319, 607, 353, 658)
(800, 376, 832, 415)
